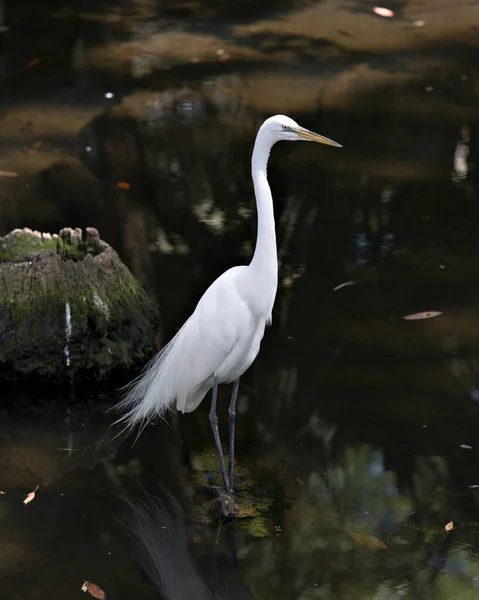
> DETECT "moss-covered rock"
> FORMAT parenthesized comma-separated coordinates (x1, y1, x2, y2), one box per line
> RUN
(0, 227, 159, 381)
(188, 446, 275, 535)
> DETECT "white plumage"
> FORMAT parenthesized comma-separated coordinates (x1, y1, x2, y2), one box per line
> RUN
(113, 115, 341, 489)
(117, 265, 269, 425)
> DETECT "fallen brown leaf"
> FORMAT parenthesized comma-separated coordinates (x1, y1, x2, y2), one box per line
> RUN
(402, 311, 443, 321)
(347, 531, 388, 549)
(27, 58, 41, 68)
(0, 170, 20, 178)
(82, 581, 106, 599)
(23, 485, 38, 505)
(117, 181, 131, 190)
(445, 521, 454, 532)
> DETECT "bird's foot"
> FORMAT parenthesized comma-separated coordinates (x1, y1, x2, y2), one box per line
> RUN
(208, 474, 269, 503)
(209, 482, 269, 520)
(213, 487, 238, 520)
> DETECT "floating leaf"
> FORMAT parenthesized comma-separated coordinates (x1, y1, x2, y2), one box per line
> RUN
(333, 280, 356, 291)
(373, 7, 394, 17)
(402, 311, 443, 321)
(27, 58, 41, 68)
(445, 521, 454, 532)
(82, 581, 106, 599)
(0, 491, 5, 495)
(347, 531, 388, 549)
(117, 181, 131, 190)
(23, 485, 38, 505)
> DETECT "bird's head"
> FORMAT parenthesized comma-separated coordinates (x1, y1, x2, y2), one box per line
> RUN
(260, 114, 342, 148)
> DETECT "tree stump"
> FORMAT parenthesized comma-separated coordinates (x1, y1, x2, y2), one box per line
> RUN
(0, 227, 159, 381)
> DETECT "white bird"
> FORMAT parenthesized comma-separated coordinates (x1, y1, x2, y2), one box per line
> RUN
(114, 114, 341, 494)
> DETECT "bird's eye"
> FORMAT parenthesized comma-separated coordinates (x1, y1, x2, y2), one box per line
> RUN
(282, 125, 288, 130)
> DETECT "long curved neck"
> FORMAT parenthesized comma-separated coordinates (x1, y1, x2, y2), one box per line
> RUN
(250, 133, 277, 277)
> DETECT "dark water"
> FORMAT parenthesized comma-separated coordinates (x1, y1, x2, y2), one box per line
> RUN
(2, 0, 479, 598)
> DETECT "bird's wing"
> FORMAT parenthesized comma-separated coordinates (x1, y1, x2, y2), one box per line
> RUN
(114, 267, 250, 429)
(174, 267, 249, 406)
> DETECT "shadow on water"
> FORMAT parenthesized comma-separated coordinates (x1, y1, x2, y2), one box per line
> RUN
(2, 0, 479, 597)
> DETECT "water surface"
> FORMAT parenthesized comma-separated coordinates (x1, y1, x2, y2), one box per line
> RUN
(1, 0, 479, 598)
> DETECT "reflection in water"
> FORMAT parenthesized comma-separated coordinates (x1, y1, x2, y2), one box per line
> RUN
(233, 444, 479, 599)
(122, 486, 255, 599)
(451, 124, 470, 184)
(0, 396, 120, 488)
(0, 394, 479, 598)
(352, 187, 395, 268)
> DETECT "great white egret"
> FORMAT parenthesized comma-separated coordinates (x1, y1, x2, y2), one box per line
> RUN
(114, 114, 341, 495)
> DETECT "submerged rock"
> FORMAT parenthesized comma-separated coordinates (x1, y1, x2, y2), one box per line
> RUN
(0, 227, 159, 380)
(189, 446, 274, 534)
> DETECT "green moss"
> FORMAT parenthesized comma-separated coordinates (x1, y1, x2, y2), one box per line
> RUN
(0, 230, 159, 380)
(0, 229, 106, 264)
(236, 515, 270, 537)
(0, 231, 62, 262)
(188, 447, 275, 537)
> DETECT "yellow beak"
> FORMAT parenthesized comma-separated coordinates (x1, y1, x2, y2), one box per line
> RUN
(298, 128, 342, 147)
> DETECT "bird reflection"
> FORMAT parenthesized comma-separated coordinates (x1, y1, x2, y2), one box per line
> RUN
(121, 487, 255, 599)
(451, 124, 470, 183)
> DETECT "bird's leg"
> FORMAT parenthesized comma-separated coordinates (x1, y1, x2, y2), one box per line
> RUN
(209, 376, 232, 493)
(228, 378, 240, 490)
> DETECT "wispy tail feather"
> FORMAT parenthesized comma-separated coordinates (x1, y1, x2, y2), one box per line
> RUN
(111, 310, 220, 438)
(110, 324, 187, 434)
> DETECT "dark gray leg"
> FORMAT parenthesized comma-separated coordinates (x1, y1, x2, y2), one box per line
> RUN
(209, 375, 231, 493)
(228, 378, 240, 487)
